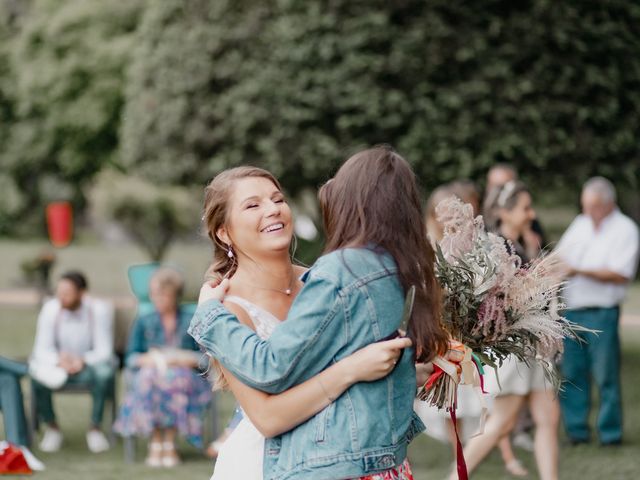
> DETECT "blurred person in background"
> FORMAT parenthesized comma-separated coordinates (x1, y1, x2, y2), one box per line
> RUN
(0, 357, 45, 471)
(114, 267, 211, 468)
(484, 164, 547, 454)
(424, 180, 530, 477)
(455, 181, 560, 480)
(484, 163, 546, 253)
(31, 271, 115, 454)
(556, 177, 639, 446)
(425, 180, 480, 244)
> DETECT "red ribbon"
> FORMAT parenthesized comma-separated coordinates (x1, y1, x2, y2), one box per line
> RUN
(450, 408, 468, 480)
(425, 365, 445, 390)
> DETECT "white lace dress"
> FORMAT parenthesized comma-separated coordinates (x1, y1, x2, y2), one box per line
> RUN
(210, 295, 282, 480)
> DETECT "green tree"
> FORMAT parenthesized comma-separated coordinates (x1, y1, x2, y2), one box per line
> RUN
(0, 1, 24, 233)
(90, 170, 201, 262)
(0, 0, 144, 235)
(122, 0, 640, 198)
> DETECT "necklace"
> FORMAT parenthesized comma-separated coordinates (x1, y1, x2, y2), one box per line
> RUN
(241, 280, 295, 295)
(236, 269, 297, 296)
(248, 285, 293, 295)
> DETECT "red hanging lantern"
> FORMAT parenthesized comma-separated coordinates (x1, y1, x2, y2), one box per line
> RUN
(46, 201, 73, 248)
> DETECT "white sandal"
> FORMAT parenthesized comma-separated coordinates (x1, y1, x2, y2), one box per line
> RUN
(162, 441, 181, 468)
(145, 442, 163, 468)
(505, 458, 529, 477)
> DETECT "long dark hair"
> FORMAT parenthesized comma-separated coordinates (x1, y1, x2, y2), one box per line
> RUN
(318, 145, 448, 362)
(483, 180, 529, 231)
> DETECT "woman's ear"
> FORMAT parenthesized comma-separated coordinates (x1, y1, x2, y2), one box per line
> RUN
(216, 226, 230, 246)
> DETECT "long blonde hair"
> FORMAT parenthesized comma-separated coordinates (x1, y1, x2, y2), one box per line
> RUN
(202, 166, 283, 281)
(201, 166, 283, 390)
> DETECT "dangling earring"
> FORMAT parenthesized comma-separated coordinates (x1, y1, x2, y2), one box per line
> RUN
(227, 244, 234, 259)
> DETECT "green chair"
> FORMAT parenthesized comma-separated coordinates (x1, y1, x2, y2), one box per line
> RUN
(126, 263, 161, 318)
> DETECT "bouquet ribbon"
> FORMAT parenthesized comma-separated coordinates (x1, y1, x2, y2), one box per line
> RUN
(424, 342, 489, 480)
(428, 342, 489, 436)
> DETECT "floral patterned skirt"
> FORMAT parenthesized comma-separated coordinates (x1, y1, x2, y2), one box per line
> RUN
(355, 459, 414, 480)
(114, 366, 211, 448)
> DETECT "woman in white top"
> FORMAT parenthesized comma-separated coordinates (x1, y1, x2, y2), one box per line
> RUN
(200, 167, 415, 479)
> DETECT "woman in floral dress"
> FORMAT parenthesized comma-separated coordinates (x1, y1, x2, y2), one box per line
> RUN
(115, 268, 211, 467)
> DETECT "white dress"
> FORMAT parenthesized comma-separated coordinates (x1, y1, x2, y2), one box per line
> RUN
(210, 295, 282, 480)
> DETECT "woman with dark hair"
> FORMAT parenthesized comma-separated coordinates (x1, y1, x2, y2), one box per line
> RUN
(190, 146, 449, 479)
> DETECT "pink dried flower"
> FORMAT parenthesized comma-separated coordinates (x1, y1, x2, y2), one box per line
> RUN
(473, 293, 507, 341)
(436, 197, 478, 261)
(486, 232, 520, 289)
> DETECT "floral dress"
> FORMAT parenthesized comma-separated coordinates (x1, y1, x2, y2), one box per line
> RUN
(356, 459, 414, 480)
(114, 308, 211, 447)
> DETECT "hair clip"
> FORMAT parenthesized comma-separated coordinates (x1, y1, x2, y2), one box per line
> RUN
(497, 181, 518, 208)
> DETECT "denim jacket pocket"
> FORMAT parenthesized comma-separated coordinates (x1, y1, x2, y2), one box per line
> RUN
(314, 402, 333, 443)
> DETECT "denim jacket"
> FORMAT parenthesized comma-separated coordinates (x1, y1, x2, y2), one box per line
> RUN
(125, 306, 200, 369)
(189, 247, 425, 480)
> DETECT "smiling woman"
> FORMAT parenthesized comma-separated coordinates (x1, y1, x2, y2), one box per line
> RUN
(196, 164, 413, 480)
(202, 167, 295, 286)
(211, 173, 298, 298)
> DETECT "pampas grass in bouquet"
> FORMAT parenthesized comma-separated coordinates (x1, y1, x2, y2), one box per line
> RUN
(418, 197, 583, 412)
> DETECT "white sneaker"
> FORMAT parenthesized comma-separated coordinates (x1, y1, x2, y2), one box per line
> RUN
(39, 427, 63, 452)
(86, 429, 110, 453)
(19, 446, 46, 471)
(512, 431, 535, 452)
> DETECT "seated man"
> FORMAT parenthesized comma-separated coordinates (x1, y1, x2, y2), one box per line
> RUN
(31, 271, 115, 453)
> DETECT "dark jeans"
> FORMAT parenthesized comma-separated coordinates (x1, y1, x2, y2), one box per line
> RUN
(0, 356, 30, 446)
(560, 306, 622, 443)
(32, 361, 115, 427)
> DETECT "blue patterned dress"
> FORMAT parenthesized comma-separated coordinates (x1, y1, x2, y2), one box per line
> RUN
(114, 307, 211, 447)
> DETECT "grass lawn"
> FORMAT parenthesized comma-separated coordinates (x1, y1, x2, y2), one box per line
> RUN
(2, 305, 640, 479)
(1, 239, 640, 479)
(0, 238, 213, 299)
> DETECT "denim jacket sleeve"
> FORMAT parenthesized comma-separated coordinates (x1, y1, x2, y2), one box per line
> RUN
(188, 271, 343, 393)
(124, 316, 147, 369)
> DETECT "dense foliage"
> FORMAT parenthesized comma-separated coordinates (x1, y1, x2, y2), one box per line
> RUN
(122, 0, 640, 196)
(1, 0, 639, 239)
(90, 170, 201, 262)
(0, 0, 144, 234)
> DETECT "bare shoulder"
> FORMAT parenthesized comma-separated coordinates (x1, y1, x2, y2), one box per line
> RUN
(223, 299, 255, 331)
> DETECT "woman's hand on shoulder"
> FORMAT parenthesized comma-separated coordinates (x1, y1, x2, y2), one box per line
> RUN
(198, 278, 230, 306)
(343, 337, 412, 383)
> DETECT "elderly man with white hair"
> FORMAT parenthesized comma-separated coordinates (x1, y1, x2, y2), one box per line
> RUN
(556, 177, 639, 446)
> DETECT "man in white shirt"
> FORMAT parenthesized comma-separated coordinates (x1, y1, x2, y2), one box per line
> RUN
(556, 177, 639, 446)
(31, 271, 115, 453)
